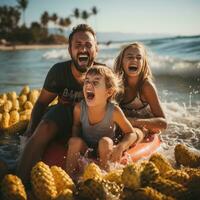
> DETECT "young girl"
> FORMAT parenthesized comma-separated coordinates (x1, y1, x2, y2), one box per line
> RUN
(114, 42, 167, 136)
(66, 65, 143, 176)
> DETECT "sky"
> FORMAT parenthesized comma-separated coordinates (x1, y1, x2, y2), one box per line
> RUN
(1, 0, 200, 36)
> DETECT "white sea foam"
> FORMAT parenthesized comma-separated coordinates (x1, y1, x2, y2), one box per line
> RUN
(19, 135, 27, 154)
(158, 101, 200, 161)
(41, 45, 200, 79)
(42, 49, 69, 60)
(149, 52, 200, 78)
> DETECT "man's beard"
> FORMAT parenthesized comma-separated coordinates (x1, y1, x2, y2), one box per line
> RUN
(72, 60, 89, 73)
(72, 56, 94, 73)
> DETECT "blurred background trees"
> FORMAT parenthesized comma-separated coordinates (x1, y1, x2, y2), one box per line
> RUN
(0, 1, 98, 45)
(17, 0, 28, 26)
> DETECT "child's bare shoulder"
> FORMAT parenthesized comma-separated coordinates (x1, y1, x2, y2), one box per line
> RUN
(113, 104, 124, 116)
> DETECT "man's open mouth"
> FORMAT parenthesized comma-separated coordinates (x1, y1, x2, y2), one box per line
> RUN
(78, 54, 89, 63)
(128, 65, 138, 72)
(86, 91, 95, 100)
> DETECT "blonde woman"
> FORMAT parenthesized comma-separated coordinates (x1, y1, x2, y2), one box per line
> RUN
(114, 42, 167, 136)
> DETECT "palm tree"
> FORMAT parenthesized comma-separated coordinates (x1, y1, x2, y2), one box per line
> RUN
(0, 6, 20, 34)
(59, 17, 71, 33)
(74, 8, 80, 19)
(51, 13, 58, 25)
(10, 6, 21, 29)
(58, 18, 65, 33)
(73, 8, 80, 25)
(41, 11, 49, 29)
(91, 6, 98, 16)
(64, 17, 71, 28)
(51, 13, 58, 34)
(17, 0, 28, 26)
(81, 10, 89, 23)
(91, 6, 98, 30)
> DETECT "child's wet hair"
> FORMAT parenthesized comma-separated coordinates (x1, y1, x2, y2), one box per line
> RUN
(86, 65, 123, 101)
(114, 42, 153, 85)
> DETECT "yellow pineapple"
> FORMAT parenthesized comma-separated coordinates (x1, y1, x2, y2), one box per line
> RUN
(133, 187, 175, 200)
(149, 153, 173, 175)
(9, 110, 20, 126)
(121, 163, 141, 189)
(163, 169, 190, 185)
(175, 144, 200, 167)
(24, 101, 33, 110)
(182, 167, 200, 178)
(1, 174, 27, 200)
(20, 109, 32, 120)
(31, 161, 57, 200)
(4, 120, 29, 134)
(82, 162, 102, 181)
(19, 114, 28, 121)
(0, 98, 5, 106)
(101, 179, 122, 197)
(77, 179, 106, 200)
(0, 112, 10, 128)
(0, 93, 7, 101)
(150, 176, 189, 199)
(138, 160, 149, 171)
(20, 85, 30, 96)
(56, 189, 74, 200)
(51, 166, 75, 193)
(2, 100, 12, 112)
(11, 99, 20, 111)
(7, 91, 17, 101)
(28, 89, 39, 104)
(103, 169, 123, 185)
(140, 161, 160, 187)
(18, 94, 27, 108)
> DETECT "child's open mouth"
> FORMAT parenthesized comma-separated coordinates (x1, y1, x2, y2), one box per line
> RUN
(128, 65, 138, 72)
(86, 91, 95, 100)
(78, 54, 89, 63)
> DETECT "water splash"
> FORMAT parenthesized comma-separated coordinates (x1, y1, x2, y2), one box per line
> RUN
(77, 148, 97, 173)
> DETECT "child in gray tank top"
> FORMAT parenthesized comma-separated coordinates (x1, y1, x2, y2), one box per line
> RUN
(66, 65, 144, 177)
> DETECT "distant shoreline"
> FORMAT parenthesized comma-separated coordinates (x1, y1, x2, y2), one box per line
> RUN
(0, 44, 67, 51)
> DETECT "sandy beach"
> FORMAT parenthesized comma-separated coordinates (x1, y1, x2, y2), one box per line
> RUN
(0, 44, 67, 51)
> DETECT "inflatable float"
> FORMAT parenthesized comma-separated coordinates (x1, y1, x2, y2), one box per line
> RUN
(42, 134, 161, 169)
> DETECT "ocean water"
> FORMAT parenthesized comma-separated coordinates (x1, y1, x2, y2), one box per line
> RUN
(0, 35, 200, 170)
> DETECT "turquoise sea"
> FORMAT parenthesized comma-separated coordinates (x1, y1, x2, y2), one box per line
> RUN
(0, 35, 200, 169)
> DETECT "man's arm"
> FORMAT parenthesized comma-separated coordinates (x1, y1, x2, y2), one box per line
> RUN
(24, 89, 57, 137)
(71, 103, 81, 137)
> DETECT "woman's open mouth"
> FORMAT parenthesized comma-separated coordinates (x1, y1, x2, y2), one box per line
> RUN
(128, 65, 138, 72)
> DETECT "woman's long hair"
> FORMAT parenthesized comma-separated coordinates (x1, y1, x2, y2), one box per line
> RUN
(114, 42, 153, 89)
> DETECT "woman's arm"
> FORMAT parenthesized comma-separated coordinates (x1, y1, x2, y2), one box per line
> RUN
(71, 103, 81, 137)
(129, 80, 167, 134)
(110, 106, 144, 162)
